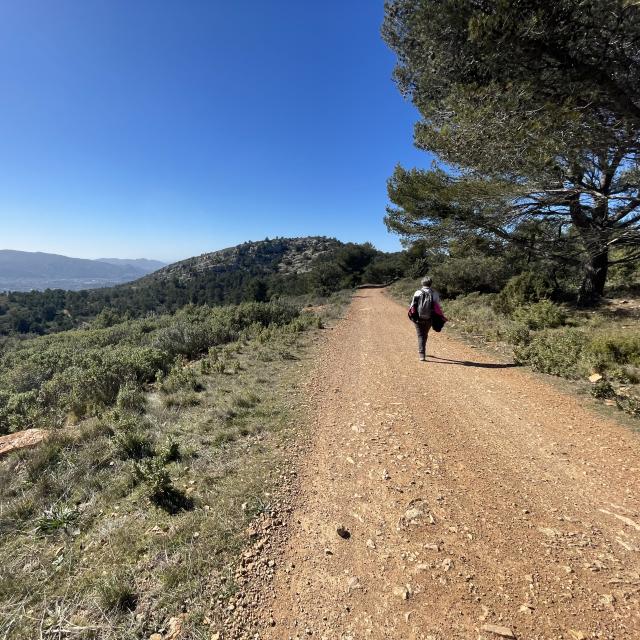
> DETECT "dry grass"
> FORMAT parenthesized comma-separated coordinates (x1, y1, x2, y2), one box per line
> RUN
(0, 292, 350, 639)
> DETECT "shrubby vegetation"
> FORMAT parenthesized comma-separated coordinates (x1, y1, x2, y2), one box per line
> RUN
(0, 300, 299, 434)
(0, 291, 348, 638)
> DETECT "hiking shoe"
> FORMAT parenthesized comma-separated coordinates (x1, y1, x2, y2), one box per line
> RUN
(419, 356, 426, 362)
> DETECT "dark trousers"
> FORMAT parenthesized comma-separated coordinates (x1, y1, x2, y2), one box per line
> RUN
(415, 319, 432, 357)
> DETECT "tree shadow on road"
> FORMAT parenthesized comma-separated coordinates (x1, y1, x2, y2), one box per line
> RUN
(427, 355, 518, 369)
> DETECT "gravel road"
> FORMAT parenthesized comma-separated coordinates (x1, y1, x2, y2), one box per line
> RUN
(261, 288, 640, 640)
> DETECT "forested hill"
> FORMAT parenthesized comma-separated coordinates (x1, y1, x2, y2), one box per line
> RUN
(0, 237, 408, 336)
(136, 236, 340, 289)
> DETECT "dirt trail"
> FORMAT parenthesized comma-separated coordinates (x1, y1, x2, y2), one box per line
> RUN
(261, 288, 640, 640)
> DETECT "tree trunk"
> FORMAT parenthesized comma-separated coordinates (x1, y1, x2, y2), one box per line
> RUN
(577, 248, 609, 307)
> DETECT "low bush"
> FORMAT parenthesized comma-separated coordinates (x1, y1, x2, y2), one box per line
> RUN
(608, 366, 640, 384)
(0, 389, 39, 434)
(431, 253, 511, 298)
(591, 379, 616, 399)
(588, 332, 640, 370)
(158, 437, 181, 464)
(512, 300, 567, 330)
(494, 272, 556, 316)
(617, 394, 640, 417)
(0, 300, 301, 431)
(152, 317, 216, 359)
(513, 328, 588, 378)
(116, 381, 147, 413)
(135, 456, 193, 514)
(160, 365, 204, 395)
(504, 323, 531, 346)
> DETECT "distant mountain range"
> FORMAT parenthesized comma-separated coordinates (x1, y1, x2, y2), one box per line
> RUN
(0, 237, 408, 336)
(0, 250, 165, 291)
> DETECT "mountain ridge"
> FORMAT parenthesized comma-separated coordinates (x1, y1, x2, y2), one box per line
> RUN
(0, 250, 165, 291)
(96, 257, 166, 271)
(0, 236, 407, 335)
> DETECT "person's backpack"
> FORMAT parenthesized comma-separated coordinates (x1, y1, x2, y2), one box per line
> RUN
(417, 288, 433, 320)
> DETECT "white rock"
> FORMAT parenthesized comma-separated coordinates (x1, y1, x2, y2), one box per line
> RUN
(347, 576, 361, 591)
(404, 507, 424, 522)
(481, 624, 515, 638)
(393, 585, 411, 600)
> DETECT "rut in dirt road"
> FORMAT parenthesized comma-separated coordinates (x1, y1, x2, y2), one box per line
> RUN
(262, 288, 640, 640)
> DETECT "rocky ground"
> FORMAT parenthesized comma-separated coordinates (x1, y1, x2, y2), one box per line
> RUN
(220, 288, 640, 639)
(0, 428, 47, 457)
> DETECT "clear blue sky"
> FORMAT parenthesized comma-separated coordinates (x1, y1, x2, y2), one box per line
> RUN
(0, 1, 430, 262)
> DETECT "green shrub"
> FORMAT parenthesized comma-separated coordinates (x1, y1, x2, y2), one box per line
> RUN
(158, 437, 181, 464)
(504, 323, 531, 346)
(588, 332, 640, 369)
(494, 272, 556, 316)
(115, 381, 146, 413)
(0, 300, 302, 430)
(591, 379, 616, 399)
(91, 308, 123, 329)
(37, 346, 166, 423)
(152, 319, 215, 359)
(160, 365, 204, 394)
(512, 300, 567, 330)
(431, 253, 510, 297)
(135, 456, 172, 497)
(1, 390, 39, 432)
(135, 456, 192, 514)
(609, 366, 640, 384)
(617, 394, 640, 417)
(514, 328, 587, 378)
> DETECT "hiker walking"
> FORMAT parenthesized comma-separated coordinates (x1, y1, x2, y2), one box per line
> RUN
(408, 276, 444, 361)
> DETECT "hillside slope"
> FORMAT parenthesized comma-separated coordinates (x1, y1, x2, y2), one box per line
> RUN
(144, 236, 338, 284)
(0, 237, 405, 336)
